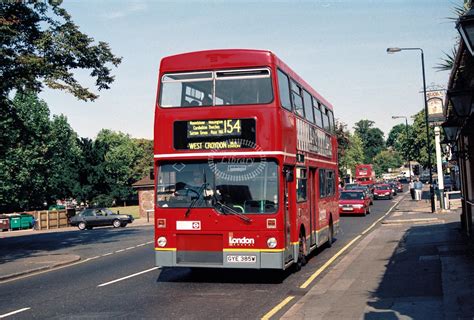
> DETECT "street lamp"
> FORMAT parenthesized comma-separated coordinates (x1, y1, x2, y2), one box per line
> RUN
(456, 7, 474, 56)
(391, 115, 412, 179)
(387, 47, 435, 213)
(447, 89, 474, 119)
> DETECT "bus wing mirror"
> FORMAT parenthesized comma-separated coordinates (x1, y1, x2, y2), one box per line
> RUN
(149, 167, 155, 180)
(284, 169, 294, 182)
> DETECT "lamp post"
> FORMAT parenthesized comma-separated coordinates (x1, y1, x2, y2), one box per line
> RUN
(456, 7, 474, 56)
(387, 47, 435, 213)
(391, 115, 412, 179)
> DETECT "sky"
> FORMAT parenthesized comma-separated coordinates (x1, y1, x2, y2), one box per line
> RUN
(39, 0, 460, 140)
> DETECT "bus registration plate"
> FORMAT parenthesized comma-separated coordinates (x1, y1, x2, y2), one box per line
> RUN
(227, 255, 256, 263)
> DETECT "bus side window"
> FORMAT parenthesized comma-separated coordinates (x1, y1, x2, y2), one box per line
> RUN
(313, 98, 323, 128)
(303, 90, 314, 123)
(291, 80, 304, 118)
(296, 168, 307, 202)
(321, 106, 330, 131)
(319, 169, 326, 198)
(327, 109, 335, 133)
(277, 69, 292, 111)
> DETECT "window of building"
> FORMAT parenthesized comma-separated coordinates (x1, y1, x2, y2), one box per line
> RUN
(277, 69, 292, 111)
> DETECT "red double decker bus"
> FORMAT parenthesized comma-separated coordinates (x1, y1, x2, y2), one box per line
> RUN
(153, 49, 339, 270)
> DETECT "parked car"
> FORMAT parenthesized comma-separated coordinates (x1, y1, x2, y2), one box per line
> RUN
(69, 208, 134, 230)
(339, 191, 371, 216)
(373, 184, 393, 200)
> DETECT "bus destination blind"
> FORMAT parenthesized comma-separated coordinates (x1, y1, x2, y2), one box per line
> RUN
(174, 119, 256, 150)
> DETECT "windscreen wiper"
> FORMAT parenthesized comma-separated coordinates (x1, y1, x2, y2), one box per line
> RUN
(184, 182, 208, 217)
(213, 198, 252, 224)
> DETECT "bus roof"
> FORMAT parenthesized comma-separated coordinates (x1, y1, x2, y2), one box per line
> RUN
(159, 49, 333, 111)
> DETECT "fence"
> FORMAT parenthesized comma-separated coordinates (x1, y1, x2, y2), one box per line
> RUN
(445, 191, 462, 210)
(22, 210, 72, 230)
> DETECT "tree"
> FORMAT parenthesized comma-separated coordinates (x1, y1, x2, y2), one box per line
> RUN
(1, 1, 122, 103)
(336, 121, 364, 179)
(93, 130, 142, 206)
(353, 119, 385, 163)
(46, 114, 82, 202)
(373, 150, 404, 176)
(0, 92, 52, 211)
(410, 110, 436, 168)
(386, 124, 406, 149)
(132, 139, 154, 180)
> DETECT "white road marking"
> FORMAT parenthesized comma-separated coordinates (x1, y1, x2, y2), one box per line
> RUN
(115, 249, 125, 253)
(125, 247, 135, 250)
(0, 307, 31, 318)
(145, 241, 154, 244)
(97, 267, 160, 287)
(102, 252, 113, 257)
(136, 243, 146, 247)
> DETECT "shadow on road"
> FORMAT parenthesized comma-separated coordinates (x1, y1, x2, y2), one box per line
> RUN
(364, 221, 463, 319)
(0, 227, 144, 264)
(156, 266, 291, 284)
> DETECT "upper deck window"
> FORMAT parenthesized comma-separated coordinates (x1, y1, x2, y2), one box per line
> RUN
(313, 98, 323, 128)
(321, 105, 330, 132)
(160, 68, 272, 108)
(215, 69, 272, 106)
(303, 90, 314, 123)
(277, 69, 292, 111)
(291, 80, 304, 118)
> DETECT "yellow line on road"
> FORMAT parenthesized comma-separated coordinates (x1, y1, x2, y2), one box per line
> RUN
(300, 235, 362, 289)
(261, 296, 295, 320)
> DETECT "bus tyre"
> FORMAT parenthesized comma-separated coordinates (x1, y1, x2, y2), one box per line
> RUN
(327, 220, 334, 248)
(295, 234, 307, 271)
(113, 219, 121, 228)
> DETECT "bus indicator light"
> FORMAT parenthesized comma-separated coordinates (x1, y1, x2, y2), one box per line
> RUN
(267, 219, 276, 229)
(157, 219, 166, 228)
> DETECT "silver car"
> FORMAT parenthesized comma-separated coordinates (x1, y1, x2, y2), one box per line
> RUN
(69, 208, 134, 230)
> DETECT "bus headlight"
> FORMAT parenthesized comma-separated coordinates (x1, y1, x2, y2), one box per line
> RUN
(157, 237, 167, 247)
(267, 237, 277, 248)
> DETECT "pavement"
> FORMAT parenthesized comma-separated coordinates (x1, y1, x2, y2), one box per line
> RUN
(281, 189, 474, 319)
(0, 217, 153, 282)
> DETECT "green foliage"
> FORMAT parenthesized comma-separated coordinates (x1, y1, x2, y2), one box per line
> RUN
(373, 150, 404, 176)
(410, 110, 436, 168)
(0, 92, 52, 211)
(47, 115, 82, 201)
(131, 138, 154, 181)
(0, 92, 152, 212)
(336, 121, 364, 178)
(353, 119, 385, 163)
(1, 1, 121, 102)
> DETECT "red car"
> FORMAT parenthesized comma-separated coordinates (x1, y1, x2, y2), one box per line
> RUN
(373, 184, 393, 200)
(339, 191, 371, 216)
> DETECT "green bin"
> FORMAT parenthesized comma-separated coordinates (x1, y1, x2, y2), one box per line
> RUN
(9, 215, 21, 230)
(20, 214, 34, 229)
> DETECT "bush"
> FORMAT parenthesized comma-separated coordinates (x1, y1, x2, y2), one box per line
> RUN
(92, 194, 115, 207)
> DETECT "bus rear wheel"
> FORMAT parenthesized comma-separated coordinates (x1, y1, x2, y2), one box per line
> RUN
(295, 234, 307, 271)
(327, 219, 334, 248)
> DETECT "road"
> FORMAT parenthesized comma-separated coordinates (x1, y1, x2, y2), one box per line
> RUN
(0, 193, 405, 319)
